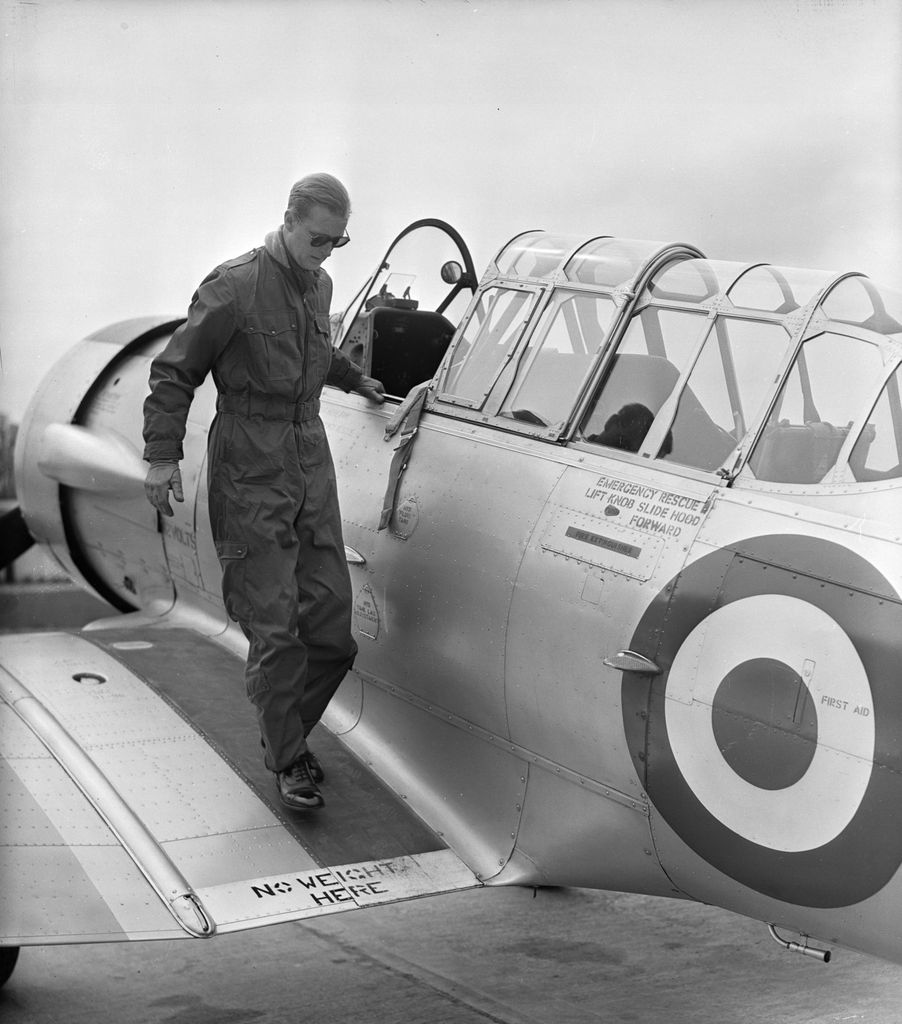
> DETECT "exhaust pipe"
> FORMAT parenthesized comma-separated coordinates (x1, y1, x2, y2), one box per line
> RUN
(768, 924, 831, 963)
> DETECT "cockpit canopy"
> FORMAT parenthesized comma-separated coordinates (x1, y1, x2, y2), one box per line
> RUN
(432, 231, 902, 489)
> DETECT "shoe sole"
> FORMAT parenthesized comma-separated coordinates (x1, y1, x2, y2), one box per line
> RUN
(278, 790, 324, 810)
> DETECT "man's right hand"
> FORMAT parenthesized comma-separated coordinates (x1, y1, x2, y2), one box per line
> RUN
(355, 375, 386, 404)
(144, 461, 184, 517)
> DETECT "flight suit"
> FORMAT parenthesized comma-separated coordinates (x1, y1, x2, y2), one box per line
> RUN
(143, 229, 363, 772)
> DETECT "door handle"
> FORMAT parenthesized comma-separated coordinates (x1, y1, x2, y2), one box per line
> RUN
(603, 650, 662, 674)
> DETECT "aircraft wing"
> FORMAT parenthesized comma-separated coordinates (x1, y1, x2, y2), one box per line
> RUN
(0, 626, 479, 945)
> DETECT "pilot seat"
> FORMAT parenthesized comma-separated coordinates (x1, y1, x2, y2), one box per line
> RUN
(339, 302, 456, 400)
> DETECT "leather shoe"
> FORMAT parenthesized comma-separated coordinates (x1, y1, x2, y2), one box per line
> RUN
(303, 749, 325, 784)
(277, 758, 324, 810)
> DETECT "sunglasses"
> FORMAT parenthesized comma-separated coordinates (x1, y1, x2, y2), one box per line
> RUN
(308, 229, 350, 249)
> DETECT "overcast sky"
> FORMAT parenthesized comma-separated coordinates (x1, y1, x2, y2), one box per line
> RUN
(1, 0, 899, 422)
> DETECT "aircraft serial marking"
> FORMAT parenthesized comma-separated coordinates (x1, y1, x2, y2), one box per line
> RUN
(541, 508, 663, 580)
(161, 521, 197, 550)
(565, 526, 641, 559)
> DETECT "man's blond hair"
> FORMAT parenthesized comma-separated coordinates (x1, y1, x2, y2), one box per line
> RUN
(287, 173, 351, 219)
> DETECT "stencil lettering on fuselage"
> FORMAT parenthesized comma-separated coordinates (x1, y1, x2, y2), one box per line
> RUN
(353, 584, 380, 640)
(622, 535, 902, 908)
(584, 473, 706, 539)
(541, 507, 663, 581)
(391, 495, 420, 540)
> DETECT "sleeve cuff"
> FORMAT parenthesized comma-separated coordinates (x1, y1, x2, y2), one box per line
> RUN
(143, 442, 184, 463)
(328, 353, 364, 393)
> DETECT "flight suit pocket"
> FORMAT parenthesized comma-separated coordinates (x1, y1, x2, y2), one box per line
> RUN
(242, 310, 302, 382)
(216, 539, 250, 625)
(216, 541, 248, 560)
(304, 312, 334, 387)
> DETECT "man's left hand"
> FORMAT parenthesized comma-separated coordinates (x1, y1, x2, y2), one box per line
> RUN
(355, 376, 386, 404)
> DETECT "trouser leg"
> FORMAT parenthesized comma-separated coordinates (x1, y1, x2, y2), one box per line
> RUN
(209, 427, 356, 773)
(295, 452, 358, 735)
(240, 620, 310, 773)
(225, 550, 311, 772)
(213, 488, 311, 772)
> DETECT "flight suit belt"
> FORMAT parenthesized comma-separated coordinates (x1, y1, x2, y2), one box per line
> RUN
(216, 394, 321, 421)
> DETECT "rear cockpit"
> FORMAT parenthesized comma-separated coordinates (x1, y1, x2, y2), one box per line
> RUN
(423, 230, 902, 494)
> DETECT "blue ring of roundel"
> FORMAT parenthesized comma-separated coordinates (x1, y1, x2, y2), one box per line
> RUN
(622, 534, 902, 909)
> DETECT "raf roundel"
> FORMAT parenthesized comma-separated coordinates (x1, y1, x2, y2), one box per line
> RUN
(622, 535, 902, 908)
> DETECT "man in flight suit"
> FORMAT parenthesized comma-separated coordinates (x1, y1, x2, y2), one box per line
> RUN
(142, 173, 384, 811)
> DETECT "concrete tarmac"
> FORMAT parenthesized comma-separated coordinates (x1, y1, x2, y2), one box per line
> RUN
(3, 885, 902, 1024)
(3, 584, 902, 1022)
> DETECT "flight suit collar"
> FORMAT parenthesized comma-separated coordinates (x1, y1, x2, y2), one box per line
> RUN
(265, 228, 320, 295)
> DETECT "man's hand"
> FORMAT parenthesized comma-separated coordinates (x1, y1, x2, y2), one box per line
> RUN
(355, 375, 386, 404)
(144, 461, 184, 517)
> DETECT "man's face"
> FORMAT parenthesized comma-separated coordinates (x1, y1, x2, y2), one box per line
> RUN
(282, 204, 349, 271)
